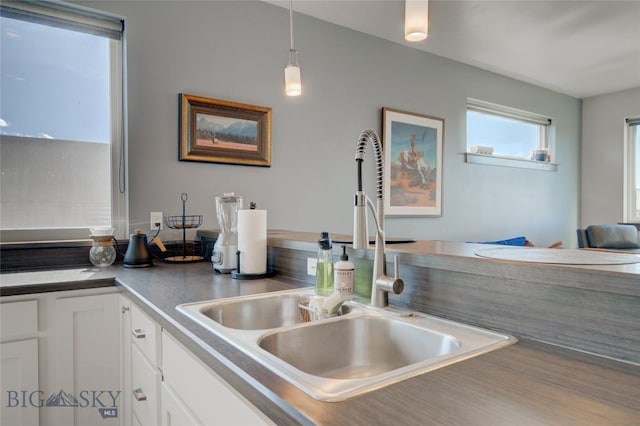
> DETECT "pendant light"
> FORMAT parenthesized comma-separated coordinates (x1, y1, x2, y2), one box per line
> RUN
(284, 0, 301, 96)
(404, 0, 429, 42)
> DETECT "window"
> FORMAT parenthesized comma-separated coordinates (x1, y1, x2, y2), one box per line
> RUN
(466, 99, 554, 170)
(0, 1, 126, 242)
(625, 118, 640, 222)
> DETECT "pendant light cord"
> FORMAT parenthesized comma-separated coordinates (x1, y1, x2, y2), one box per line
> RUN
(289, 0, 295, 51)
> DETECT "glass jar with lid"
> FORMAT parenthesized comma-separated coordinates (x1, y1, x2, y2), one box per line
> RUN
(89, 227, 116, 267)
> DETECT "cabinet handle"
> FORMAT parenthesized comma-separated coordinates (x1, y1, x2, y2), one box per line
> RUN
(133, 388, 147, 402)
(121, 306, 130, 314)
(131, 329, 146, 339)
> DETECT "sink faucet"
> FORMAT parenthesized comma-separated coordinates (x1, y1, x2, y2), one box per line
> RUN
(353, 129, 404, 308)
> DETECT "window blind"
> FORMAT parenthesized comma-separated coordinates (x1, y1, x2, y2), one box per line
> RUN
(0, 0, 123, 39)
(468, 98, 552, 126)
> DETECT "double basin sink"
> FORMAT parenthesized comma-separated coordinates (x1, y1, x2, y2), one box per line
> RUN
(177, 288, 516, 401)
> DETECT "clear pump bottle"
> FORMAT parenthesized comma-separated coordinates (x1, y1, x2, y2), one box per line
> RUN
(315, 232, 334, 296)
(334, 245, 354, 299)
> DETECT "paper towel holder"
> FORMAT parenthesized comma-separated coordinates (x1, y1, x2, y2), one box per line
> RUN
(231, 250, 276, 280)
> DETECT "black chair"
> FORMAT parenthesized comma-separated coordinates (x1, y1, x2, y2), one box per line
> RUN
(576, 224, 640, 249)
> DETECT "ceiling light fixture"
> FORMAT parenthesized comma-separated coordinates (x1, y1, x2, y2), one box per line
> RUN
(404, 0, 429, 42)
(284, 0, 301, 96)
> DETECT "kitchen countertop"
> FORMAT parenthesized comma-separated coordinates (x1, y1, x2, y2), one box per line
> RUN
(2, 259, 639, 425)
(267, 230, 640, 277)
(0, 267, 116, 296)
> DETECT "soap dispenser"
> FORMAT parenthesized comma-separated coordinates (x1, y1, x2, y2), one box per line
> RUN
(315, 232, 334, 296)
(334, 245, 354, 299)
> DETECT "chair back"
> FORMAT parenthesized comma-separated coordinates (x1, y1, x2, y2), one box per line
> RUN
(577, 224, 640, 249)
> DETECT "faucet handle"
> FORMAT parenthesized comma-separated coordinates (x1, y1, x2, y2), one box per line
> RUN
(393, 255, 400, 279)
(375, 275, 404, 296)
(376, 255, 404, 295)
(392, 256, 404, 294)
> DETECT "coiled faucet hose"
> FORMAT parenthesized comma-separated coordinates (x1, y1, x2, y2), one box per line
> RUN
(354, 128, 384, 200)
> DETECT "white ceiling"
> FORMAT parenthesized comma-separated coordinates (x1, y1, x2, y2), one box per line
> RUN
(264, 0, 640, 99)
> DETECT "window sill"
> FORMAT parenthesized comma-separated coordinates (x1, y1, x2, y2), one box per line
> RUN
(465, 153, 557, 171)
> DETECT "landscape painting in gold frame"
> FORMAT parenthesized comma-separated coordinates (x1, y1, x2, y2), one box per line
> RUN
(383, 107, 443, 217)
(179, 94, 272, 167)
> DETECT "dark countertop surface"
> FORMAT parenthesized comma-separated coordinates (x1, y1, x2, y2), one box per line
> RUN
(2, 260, 639, 425)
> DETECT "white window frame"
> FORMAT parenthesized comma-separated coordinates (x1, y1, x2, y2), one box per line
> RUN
(0, 0, 128, 243)
(624, 117, 640, 222)
(465, 98, 556, 171)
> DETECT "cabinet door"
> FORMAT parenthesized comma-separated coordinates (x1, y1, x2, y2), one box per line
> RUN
(0, 339, 39, 426)
(160, 382, 200, 426)
(53, 293, 121, 426)
(162, 331, 274, 426)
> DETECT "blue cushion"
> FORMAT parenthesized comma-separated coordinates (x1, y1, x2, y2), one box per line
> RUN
(473, 236, 527, 246)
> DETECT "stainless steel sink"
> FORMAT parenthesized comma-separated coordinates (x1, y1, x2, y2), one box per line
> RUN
(258, 316, 460, 379)
(190, 290, 351, 330)
(199, 293, 305, 329)
(177, 288, 516, 401)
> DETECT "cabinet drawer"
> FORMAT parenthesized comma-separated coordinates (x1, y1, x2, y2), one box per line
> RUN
(130, 303, 160, 366)
(1, 300, 38, 340)
(131, 345, 161, 426)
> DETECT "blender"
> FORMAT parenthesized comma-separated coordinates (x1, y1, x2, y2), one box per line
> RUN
(212, 192, 243, 273)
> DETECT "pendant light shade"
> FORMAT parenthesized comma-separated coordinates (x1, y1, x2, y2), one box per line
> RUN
(405, 0, 429, 42)
(284, 0, 301, 96)
(285, 50, 301, 96)
(285, 64, 301, 96)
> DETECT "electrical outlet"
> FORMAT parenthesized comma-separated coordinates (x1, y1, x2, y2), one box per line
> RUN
(150, 211, 163, 230)
(307, 257, 317, 276)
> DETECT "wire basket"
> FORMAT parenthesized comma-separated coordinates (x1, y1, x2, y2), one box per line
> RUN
(164, 215, 203, 229)
(163, 193, 204, 263)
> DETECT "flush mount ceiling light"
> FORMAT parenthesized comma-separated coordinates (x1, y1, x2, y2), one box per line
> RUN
(284, 0, 301, 96)
(404, 0, 429, 42)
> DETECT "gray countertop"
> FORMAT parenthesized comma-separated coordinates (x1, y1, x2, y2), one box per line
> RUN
(3, 261, 639, 425)
(0, 267, 117, 295)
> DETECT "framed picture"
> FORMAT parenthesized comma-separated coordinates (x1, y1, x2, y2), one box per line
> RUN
(382, 107, 444, 216)
(179, 94, 272, 167)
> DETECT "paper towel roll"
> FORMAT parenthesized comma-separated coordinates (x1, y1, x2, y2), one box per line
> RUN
(237, 209, 267, 274)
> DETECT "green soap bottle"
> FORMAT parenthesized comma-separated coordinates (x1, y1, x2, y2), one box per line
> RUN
(315, 232, 334, 296)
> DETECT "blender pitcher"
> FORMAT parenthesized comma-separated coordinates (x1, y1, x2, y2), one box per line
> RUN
(212, 193, 243, 273)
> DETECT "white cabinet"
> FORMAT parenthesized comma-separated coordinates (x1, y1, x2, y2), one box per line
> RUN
(118, 295, 274, 426)
(122, 299, 162, 426)
(1, 299, 38, 338)
(130, 302, 161, 366)
(1, 340, 40, 426)
(50, 292, 121, 426)
(1, 288, 121, 426)
(131, 345, 162, 426)
(120, 295, 132, 426)
(160, 382, 200, 426)
(161, 330, 274, 426)
(1, 300, 39, 426)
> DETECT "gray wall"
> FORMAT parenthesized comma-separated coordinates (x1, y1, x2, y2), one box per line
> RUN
(581, 87, 640, 226)
(88, 1, 581, 247)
